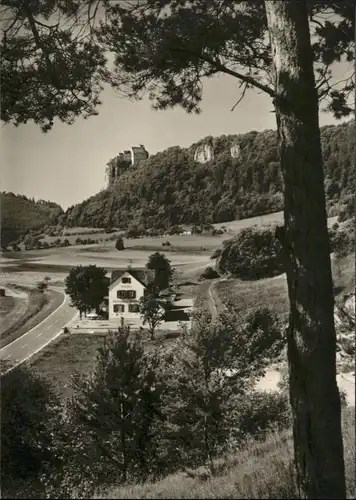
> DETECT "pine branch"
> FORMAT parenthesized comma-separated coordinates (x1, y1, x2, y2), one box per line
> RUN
(170, 46, 276, 98)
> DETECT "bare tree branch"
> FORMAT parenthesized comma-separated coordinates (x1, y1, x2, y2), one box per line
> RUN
(230, 81, 248, 111)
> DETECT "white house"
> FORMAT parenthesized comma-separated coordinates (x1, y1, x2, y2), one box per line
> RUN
(108, 268, 153, 322)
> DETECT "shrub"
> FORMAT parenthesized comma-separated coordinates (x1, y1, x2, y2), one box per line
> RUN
(162, 240, 171, 247)
(167, 225, 184, 235)
(191, 225, 203, 235)
(216, 226, 284, 280)
(200, 266, 220, 280)
(329, 219, 355, 257)
(211, 248, 222, 259)
(235, 390, 291, 441)
(341, 338, 355, 356)
(115, 236, 125, 251)
(11, 243, 21, 251)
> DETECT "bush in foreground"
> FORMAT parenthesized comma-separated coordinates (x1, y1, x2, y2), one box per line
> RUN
(1, 366, 63, 498)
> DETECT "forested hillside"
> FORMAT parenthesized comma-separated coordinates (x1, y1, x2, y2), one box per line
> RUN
(63, 120, 354, 230)
(1, 193, 63, 247)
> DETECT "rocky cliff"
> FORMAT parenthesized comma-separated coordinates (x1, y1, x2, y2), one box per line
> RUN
(194, 143, 214, 163)
(62, 120, 354, 231)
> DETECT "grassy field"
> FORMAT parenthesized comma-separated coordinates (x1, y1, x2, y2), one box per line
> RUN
(30, 331, 180, 401)
(0, 294, 23, 337)
(40, 231, 121, 246)
(61, 227, 109, 235)
(0, 288, 63, 348)
(95, 406, 355, 499)
(213, 211, 284, 234)
(29, 333, 107, 400)
(214, 274, 289, 319)
(5, 212, 339, 275)
(40, 228, 225, 249)
(40, 214, 285, 246)
(213, 211, 338, 235)
(213, 249, 354, 321)
(0, 295, 15, 316)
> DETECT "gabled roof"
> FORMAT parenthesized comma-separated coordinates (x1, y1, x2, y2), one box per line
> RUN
(110, 268, 154, 288)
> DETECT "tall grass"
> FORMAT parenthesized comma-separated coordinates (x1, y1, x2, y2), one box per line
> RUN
(95, 407, 355, 499)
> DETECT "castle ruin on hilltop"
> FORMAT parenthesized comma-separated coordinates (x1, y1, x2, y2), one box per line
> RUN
(105, 145, 149, 187)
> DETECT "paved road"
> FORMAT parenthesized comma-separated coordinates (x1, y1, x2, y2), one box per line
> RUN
(0, 290, 78, 374)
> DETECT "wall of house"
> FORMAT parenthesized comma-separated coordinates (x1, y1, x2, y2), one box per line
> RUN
(108, 272, 145, 321)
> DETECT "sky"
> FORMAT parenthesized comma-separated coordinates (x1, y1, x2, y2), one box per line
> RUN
(1, 64, 352, 210)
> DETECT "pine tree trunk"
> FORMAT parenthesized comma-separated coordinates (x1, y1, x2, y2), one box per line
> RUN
(264, 1, 346, 498)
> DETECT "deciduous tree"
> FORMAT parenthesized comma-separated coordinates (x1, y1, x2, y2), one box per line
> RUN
(65, 265, 108, 317)
(163, 305, 284, 473)
(36, 280, 49, 293)
(146, 252, 173, 291)
(139, 291, 166, 340)
(115, 236, 125, 251)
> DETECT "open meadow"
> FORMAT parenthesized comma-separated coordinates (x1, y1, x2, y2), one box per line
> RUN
(213, 274, 290, 319)
(2, 244, 211, 273)
(213, 250, 355, 321)
(4, 211, 340, 278)
(213, 211, 338, 235)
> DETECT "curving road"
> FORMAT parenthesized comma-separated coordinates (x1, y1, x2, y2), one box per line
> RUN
(0, 290, 78, 375)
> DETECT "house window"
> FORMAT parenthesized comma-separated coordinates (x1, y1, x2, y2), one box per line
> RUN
(113, 304, 125, 313)
(128, 304, 140, 313)
(122, 277, 131, 284)
(117, 290, 136, 299)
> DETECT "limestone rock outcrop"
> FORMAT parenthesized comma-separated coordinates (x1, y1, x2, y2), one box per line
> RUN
(194, 143, 214, 163)
(230, 143, 241, 159)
